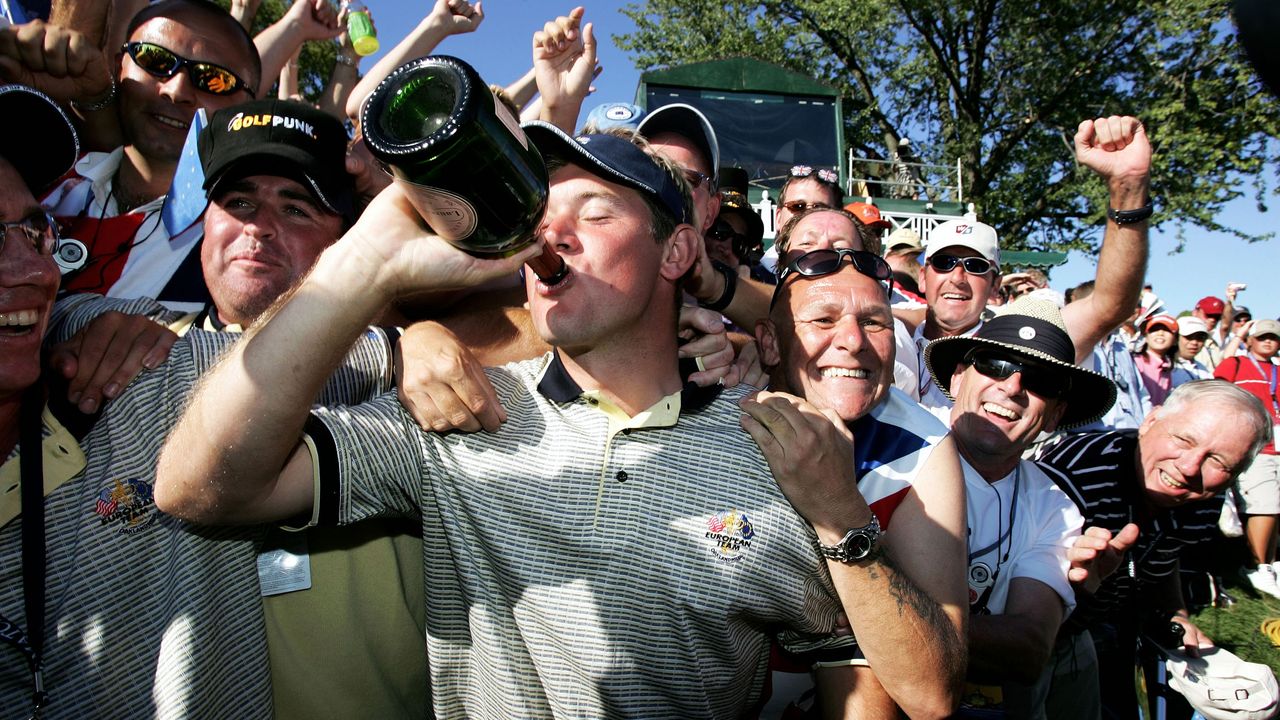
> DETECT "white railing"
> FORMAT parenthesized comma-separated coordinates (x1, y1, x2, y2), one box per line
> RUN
(846, 151, 964, 204)
(754, 191, 975, 241)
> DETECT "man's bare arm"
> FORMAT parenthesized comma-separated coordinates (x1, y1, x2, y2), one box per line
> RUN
(967, 578, 1065, 685)
(1062, 116, 1151, 363)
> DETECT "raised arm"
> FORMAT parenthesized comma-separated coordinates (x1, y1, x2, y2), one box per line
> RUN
(740, 392, 967, 719)
(344, 0, 483, 123)
(533, 6, 597, 132)
(1062, 116, 1152, 364)
(154, 183, 537, 524)
(253, 0, 341, 99)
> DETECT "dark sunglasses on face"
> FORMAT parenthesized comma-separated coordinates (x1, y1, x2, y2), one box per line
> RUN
(928, 253, 995, 276)
(789, 165, 839, 184)
(771, 248, 892, 309)
(964, 348, 1070, 399)
(781, 200, 832, 213)
(1, 212, 60, 257)
(1234, 315, 1252, 324)
(123, 41, 254, 96)
(707, 225, 748, 245)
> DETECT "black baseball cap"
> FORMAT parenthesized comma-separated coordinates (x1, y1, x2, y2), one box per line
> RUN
(0, 84, 79, 194)
(523, 121, 689, 224)
(199, 99, 354, 219)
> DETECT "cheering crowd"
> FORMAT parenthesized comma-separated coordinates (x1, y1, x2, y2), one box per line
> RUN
(1, 1, 1277, 719)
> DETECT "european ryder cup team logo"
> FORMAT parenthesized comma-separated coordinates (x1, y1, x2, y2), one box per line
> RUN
(705, 509, 756, 562)
(93, 478, 157, 534)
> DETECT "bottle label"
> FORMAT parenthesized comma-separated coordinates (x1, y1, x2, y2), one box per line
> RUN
(402, 182, 478, 242)
(494, 91, 528, 150)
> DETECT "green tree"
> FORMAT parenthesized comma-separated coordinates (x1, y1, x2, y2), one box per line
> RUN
(617, 0, 1280, 254)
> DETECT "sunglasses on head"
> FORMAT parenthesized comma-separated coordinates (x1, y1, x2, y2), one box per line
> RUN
(789, 165, 839, 184)
(928, 253, 995, 276)
(1, 212, 60, 257)
(123, 41, 254, 96)
(771, 248, 892, 309)
(964, 348, 1070, 399)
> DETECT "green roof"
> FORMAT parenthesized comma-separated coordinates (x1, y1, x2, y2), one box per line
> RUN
(638, 57, 840, 97)
(1000, 250, 1068, 269)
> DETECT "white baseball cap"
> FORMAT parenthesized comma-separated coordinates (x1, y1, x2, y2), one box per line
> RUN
(1177, 316, 1209, 337)
(925, 219, 999, 265)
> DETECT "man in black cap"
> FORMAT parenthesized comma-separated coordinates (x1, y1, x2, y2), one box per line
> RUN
(45, 97, 428, 720)
(923, 297, 1115, 715)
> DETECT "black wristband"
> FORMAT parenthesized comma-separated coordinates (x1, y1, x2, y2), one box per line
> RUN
(701, 260, 738, 312)
(1107, 200, 1153, 225)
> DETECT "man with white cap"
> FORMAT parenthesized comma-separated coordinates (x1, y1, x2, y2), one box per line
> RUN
(924, 297, 1116, 716)
(913, 116, 1153, 424)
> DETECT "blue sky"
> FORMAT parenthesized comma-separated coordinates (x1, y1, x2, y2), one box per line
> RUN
(363, 1, 1278, 320)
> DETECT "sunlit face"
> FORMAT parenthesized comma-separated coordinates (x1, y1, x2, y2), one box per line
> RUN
(775, 177, 839, 231)
(1136, 401, 1255, 508)
(1146, 327, 1176, 354)
(779, 210, 863, 267)
(1193, 307, 1221, 332)
(118, 10, 257, 165)
(1178, 333, 1207, 361)
(759, 266, 895, 423)
(527, 164, 674, 354)
(1250, 334, 1280, 361)
(201, 175, 343, 326)
(647, 132, 718, 233)
(0, 158, 60, 399)
(923, 246, 998, 336)
(949, 353, 1067, 464)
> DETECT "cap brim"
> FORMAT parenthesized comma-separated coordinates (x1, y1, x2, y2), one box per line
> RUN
(923, 336, 1118, 429)
(204, 147, 351, 218)
(636, 103, 720, 183)
(0, 85, 79, 193)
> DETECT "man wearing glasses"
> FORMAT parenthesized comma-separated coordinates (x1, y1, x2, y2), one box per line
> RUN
(746, 246, 969, 717)
(758, 164, 843, 275)
(922, 298, 1110, 716)
(915, 116, 1153, 424)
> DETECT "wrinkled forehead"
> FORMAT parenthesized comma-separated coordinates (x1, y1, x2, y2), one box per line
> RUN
(779, 266, 891, 317)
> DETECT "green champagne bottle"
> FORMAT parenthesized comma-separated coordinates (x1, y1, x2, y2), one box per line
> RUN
(360, 55, 566, 283)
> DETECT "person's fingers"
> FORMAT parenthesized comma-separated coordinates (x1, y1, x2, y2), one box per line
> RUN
(1110, 522, 1140, 551)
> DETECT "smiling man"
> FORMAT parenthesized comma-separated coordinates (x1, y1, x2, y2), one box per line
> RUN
(38, 0, 261, 308)
(1033, 379, 1270, 718)
(923, 298, 1115, 716)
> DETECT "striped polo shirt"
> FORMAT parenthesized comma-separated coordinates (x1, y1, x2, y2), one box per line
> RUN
(306, 353, 948, 719)
(0, 296, 399, 718)
(1035, 431, 1221, 631)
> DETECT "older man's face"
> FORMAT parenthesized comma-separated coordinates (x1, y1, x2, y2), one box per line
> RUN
(0, 158, 61, 399)
(1136, 400, 1255, 508)
(759, 266, 895, 423)
(779, 210, 863, 267)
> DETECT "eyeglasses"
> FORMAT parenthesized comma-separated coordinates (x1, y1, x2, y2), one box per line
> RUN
(682, 168, 713, 190)
(789, 165, 839, 184)
(928, 253, 995, 276)
(123, 41, 254, 96)
(964, 349, 1070, 399)
(1234, 316, 1252, 323)
(781, 200, 832, 214)
(707, 225, 748, 246)
(1, 212, 60, 257)
(772, 248, 892, 309)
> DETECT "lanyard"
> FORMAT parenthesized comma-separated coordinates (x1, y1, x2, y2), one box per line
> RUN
(968, 466, 1020, 562)
(1246, 357, 1280, 416)
(0, 387, 49, 716)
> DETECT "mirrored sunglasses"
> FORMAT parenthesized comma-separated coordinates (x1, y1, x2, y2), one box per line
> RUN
(123, 41, 253, 96)
(1, 212, 60, 257)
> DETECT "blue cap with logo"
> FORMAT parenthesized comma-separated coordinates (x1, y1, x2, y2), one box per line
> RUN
(582, 102, 646, 133)
(523, 120, 689, 225)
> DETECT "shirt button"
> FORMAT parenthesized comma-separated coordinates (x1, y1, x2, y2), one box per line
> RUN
(615, 471, 629, 482)
(622, 428, 632, 435)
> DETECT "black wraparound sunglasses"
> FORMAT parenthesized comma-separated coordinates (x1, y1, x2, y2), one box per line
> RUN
(771, 248, 892, 309)
(123, 41, 254, 96)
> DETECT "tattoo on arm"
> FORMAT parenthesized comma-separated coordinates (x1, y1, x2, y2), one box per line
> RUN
(871, 547, 964, 669)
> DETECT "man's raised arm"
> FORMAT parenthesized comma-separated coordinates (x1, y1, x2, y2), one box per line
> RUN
(1062, 115, 1152, 363)
(155, 185, 536, 524)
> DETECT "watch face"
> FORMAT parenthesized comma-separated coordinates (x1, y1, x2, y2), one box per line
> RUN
(848, 532, 873, 560)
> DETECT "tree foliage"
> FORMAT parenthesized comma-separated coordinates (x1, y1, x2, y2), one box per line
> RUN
(213, 0, 341, 103)
(617, 0, 1280, 254)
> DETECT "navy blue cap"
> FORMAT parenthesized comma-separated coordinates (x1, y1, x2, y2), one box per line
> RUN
(522, 120, 688, 225)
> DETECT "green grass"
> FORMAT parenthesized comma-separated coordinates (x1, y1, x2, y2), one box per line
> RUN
(1189, 574, 1280, 675)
